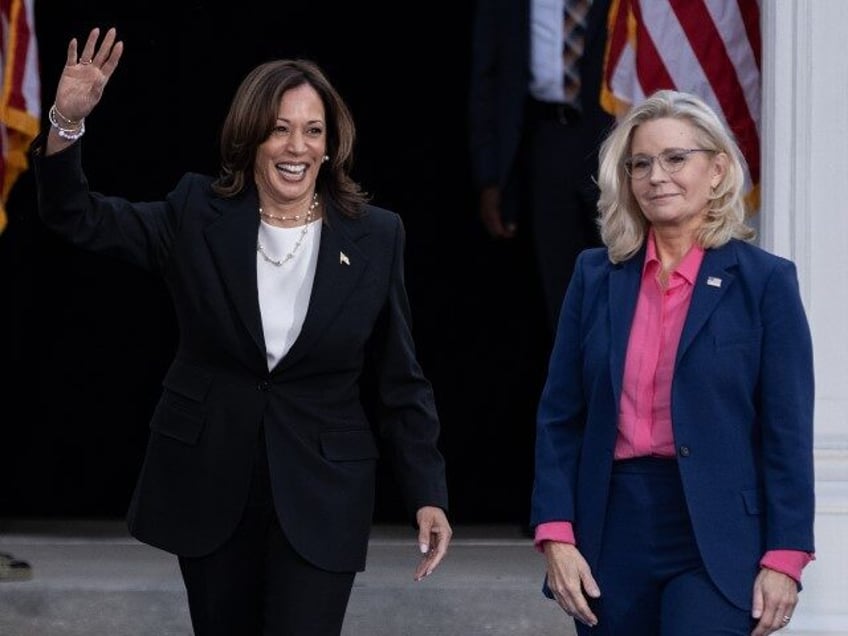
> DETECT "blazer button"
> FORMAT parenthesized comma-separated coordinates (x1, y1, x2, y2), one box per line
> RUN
(257, 380, 271, 392)
(678, 445, 691, 457)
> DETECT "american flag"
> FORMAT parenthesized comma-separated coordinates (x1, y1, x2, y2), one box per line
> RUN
(0, 0, 40, 234)
(601, 0, 761, 212)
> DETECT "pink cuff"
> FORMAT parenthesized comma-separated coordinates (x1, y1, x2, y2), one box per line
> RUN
(533, 521, 576, 553)
(760, 550, 815, 584)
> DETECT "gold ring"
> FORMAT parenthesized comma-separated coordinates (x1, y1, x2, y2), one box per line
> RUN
(79, 58, 92, 65)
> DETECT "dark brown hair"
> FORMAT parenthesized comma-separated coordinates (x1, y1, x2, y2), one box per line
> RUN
(212, 58, 368, 217)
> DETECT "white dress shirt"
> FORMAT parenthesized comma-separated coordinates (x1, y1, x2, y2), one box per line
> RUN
(530, 0, 567, 103)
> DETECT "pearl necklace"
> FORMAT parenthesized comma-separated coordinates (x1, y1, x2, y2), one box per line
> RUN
(256, 194, 319, 267)
(258, 192, 319, 223)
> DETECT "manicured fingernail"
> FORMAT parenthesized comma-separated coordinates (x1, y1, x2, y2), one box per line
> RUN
(419, 543, 429, 554)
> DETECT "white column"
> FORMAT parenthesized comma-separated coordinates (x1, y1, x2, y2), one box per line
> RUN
(761, 2, 848, 634)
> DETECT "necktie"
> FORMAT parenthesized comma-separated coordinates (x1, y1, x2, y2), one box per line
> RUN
(562, 0, 592, 108)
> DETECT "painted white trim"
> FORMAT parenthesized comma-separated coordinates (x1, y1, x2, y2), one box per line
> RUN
(761, 0, 813, 303)
(762, 4, 848, 634)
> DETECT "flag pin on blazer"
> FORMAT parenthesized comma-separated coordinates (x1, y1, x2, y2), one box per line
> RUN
(707, 276, 722, 288)
(340, 251, 350, 266)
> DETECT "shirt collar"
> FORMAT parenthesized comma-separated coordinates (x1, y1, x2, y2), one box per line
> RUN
(643, 228, 705, 285)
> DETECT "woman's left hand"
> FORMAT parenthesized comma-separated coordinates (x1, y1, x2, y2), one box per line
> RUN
(413, 506, 452, 581)
(750, 568, 799, 635)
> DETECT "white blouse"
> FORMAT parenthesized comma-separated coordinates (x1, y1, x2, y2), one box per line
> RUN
(256, 218, 323, 369)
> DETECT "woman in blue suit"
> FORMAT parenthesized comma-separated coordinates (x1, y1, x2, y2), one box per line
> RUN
(531, 90, 815, 635)
(32, 27, 452, 636)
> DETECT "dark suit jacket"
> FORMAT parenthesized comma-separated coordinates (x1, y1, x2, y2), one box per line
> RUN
(33, 141, 448, 573)
(467, 0, 613, 220)
(531, 241, 815, 609)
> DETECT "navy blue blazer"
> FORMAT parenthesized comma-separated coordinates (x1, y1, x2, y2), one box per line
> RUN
(530, 241, 815, 609)
(33, 140, 448, 573)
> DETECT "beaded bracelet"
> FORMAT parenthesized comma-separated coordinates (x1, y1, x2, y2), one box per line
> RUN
(48, 104, 86, 141)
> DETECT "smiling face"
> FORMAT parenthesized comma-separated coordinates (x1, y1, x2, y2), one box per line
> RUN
(254, 82, 327, 215)
(629, 117, 726, 237)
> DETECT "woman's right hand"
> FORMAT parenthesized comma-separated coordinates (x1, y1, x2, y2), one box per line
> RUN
(543, 541, 601, 627)
(54, 27, 123, 125)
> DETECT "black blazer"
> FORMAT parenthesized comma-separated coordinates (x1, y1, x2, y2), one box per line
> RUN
(32, 141, 448, 573)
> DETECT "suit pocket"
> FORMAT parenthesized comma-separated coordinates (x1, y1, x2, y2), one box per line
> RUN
(320, 429, 380, 461)
(150, 361, 213, 445)
(161, 360, 214, 400)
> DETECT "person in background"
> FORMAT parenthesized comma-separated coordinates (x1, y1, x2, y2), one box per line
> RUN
(468, 0, 615, 331)
(531, 89, 815, 635)
(31, 27, 451, 636)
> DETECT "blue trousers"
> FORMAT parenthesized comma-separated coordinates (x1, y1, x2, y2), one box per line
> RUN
(575, 457, 754, 636)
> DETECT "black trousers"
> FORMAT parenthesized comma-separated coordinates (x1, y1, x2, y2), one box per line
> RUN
(178, 431, 356, 636)
(524, 99, 606, 332)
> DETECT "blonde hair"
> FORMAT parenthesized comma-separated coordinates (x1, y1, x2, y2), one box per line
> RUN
(596, 89, 755, 263)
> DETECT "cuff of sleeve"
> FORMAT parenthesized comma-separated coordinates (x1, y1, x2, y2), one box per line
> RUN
(533, 521, 576, 553)
(760, 550, 815, 584)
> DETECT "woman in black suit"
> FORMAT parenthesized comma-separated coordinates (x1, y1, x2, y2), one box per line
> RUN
(32, 27, 452, 636)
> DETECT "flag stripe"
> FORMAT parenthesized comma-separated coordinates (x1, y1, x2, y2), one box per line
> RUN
(0, 0, 40, 233)
(630, 0, 676, 94)
(601, 0, 761, 208)
(704, 0, 761, 131)
(11, 0, 39, 116)
(670, 0, 760, 185)
(737, 0, 762, 71)
(601, 0, 630, 114)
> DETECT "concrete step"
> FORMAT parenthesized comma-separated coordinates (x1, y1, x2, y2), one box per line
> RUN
(0, 520, 576, 636)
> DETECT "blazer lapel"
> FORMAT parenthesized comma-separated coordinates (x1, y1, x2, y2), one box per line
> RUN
(204, 191, 266, 361)
(274, 206, 369, 372)
(608, 250, 644, 408)
(676, 242, 738, 364)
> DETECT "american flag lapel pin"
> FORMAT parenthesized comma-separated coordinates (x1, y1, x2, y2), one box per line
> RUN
(340, 251, 350, 266)
(706, 276, 722, 288)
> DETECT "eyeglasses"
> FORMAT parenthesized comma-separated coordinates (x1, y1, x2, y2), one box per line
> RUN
(623, 148, 715, 180)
